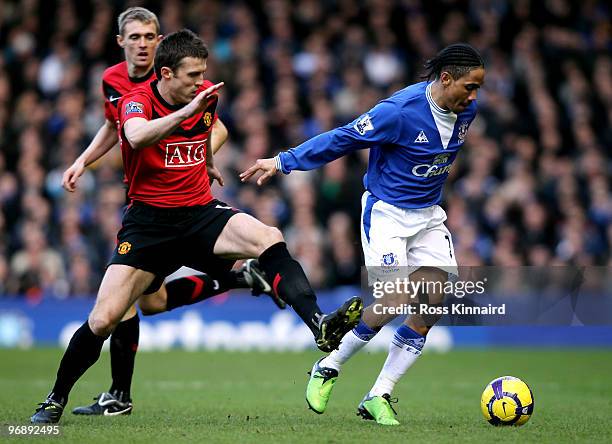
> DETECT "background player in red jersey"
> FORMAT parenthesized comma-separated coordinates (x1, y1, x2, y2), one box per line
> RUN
(30, 29, 362, 424)
(58, 8, 274, 418)
(62, 8, 229, 191)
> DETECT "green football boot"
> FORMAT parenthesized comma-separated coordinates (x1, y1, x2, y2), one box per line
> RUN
(305, 358, 339, 414)
(357, 393, 400, 426)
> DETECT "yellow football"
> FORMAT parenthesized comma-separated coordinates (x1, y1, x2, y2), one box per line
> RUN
(481, 376, 534, 426)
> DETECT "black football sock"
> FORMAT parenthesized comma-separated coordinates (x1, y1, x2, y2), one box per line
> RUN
(257, 242, 322, 335)
(108, 314, 139, 400)
(165, 271, 248, 311)
(49, 321, 107, 404)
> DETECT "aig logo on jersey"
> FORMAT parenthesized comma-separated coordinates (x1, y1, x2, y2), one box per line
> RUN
(412, 153, 453, 178)
(165, 139, 206, 168)
(354, 114, 374, 135)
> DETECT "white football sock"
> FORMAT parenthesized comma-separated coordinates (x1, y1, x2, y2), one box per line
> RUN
(319, 330, 369, 372)
(369, 327, 425, 397)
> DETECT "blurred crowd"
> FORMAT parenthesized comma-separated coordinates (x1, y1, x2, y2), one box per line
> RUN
(0, 0, 610, 298)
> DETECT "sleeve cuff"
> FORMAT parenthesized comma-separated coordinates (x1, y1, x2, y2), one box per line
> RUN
(274, 154, 288, 174)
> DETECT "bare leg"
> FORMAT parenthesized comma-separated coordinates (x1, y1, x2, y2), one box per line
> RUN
(49, 266, 155, 402)
(138, 285, 169, 315)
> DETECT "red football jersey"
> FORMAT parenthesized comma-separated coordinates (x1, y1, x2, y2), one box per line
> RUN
(118, 79, 219, 207)
(102, 61, 155, 125)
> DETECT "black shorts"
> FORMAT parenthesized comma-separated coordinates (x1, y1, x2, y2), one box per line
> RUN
(108, 199, 240, 293)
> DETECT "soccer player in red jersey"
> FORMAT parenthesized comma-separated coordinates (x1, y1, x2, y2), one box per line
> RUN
(59, 8, 275, 418)
(31, 29, 363, 424)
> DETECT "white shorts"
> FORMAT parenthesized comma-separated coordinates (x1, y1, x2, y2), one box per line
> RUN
(360, 191, 457, 284)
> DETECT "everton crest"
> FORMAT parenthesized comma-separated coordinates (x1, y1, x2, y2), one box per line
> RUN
(381, 252, 398, 267)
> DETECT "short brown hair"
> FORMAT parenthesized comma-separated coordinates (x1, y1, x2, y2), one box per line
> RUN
(154, 29, 208, 79)
(117, 7, 160, 36)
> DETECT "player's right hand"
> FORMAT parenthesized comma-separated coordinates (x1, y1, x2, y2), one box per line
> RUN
(184, 82, 224, 117)
(62, 161, 85, 192)
(207, 165, 225, 187)
(239, 158, 278, 186)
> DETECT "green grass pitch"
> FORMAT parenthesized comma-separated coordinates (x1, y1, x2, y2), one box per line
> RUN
(1, 348, 611, 443)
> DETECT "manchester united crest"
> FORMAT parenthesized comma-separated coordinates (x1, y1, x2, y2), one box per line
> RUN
(203, 112, 212, 127)
(118, 241, 132, 255)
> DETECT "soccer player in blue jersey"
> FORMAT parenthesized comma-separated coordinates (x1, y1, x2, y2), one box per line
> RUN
(241, 43, 485, 425)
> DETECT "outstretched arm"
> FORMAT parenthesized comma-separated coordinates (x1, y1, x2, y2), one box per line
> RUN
(123, 82, 224, 150)
(239, 127, 370, 186)
(240, 100, 400, 185)
(62, 119, 118, 192)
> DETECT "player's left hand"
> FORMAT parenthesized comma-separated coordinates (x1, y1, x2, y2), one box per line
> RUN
(208, 165, 224, 187)
(239, 158, 277, 186)
(62, 160, 85, 192)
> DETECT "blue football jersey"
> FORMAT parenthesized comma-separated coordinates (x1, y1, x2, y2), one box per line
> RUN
(277, 81, 478, 208)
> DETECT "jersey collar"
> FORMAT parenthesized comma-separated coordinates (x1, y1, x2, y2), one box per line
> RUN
(426, 82, 451, 115)
(128, 67, 155, 84)
(150, 79, 186, 111)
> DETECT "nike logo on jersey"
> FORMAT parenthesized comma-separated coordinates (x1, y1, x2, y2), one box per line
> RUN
(414, 131, 429, 143)
(215, 204, 233, 210)
(109, 95, 120, 103)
